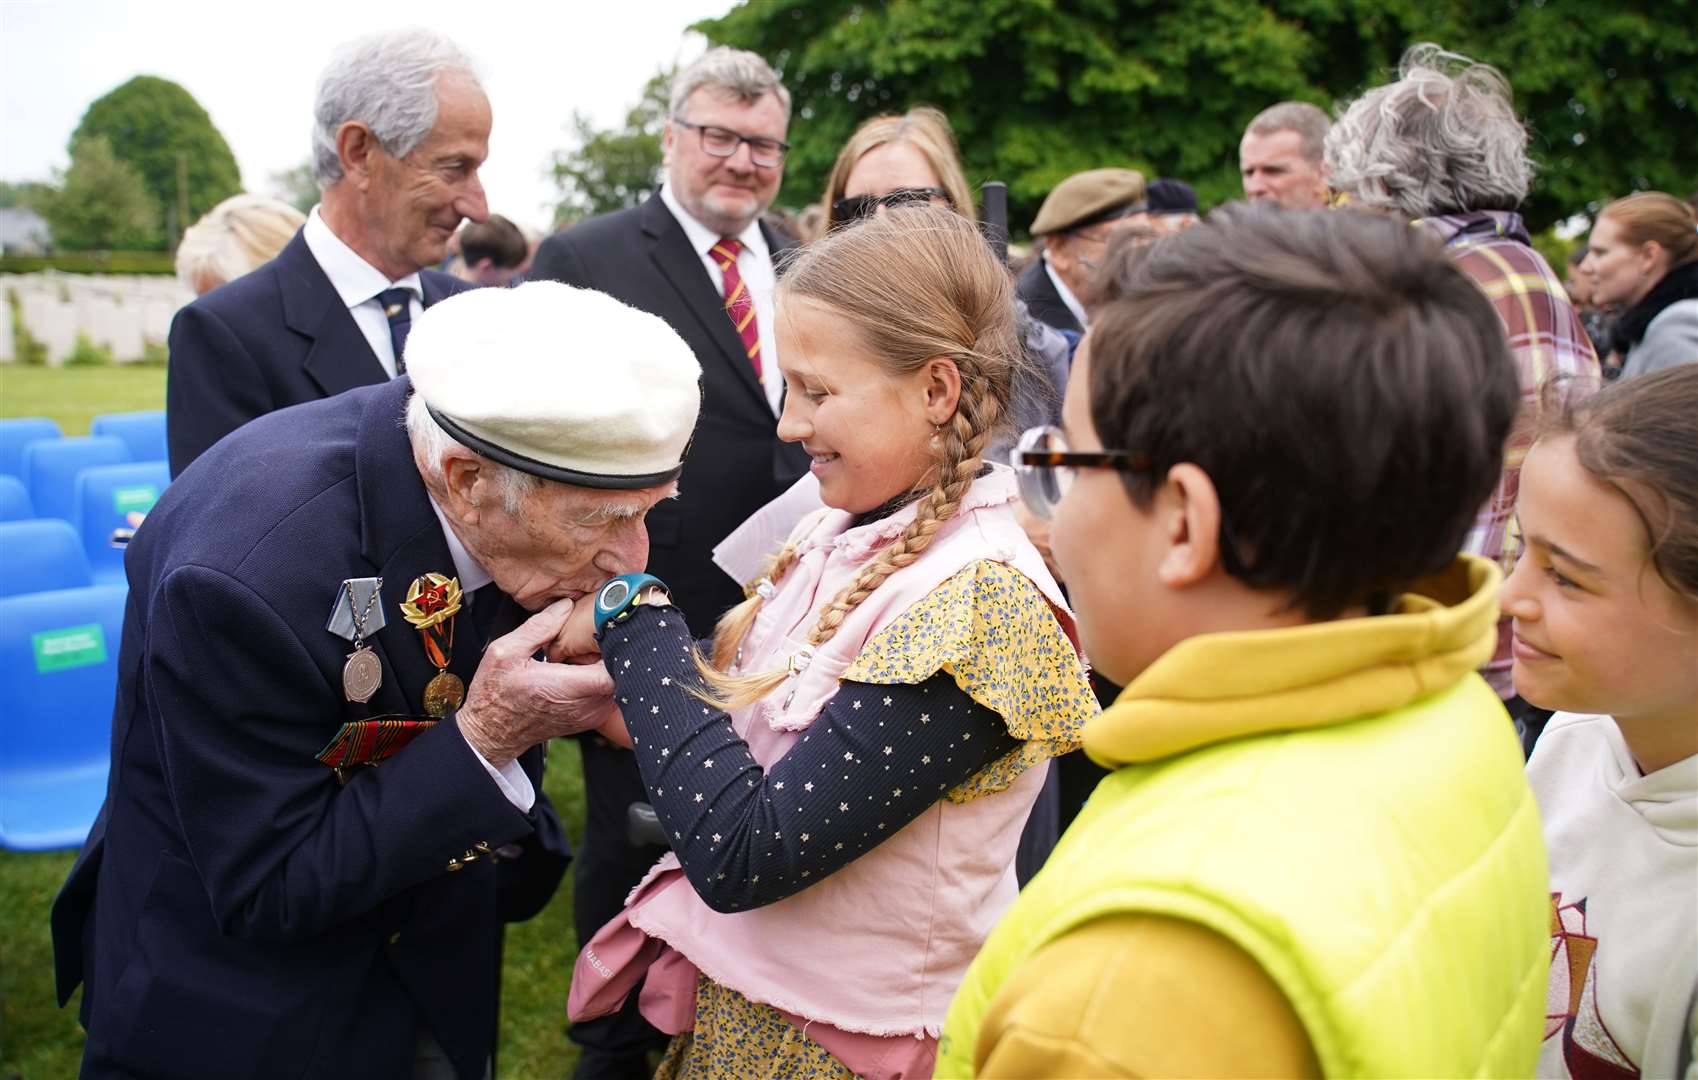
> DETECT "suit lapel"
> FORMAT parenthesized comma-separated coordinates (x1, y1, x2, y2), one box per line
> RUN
(640, 196, 771, 415)
(275, 232, 390, 400)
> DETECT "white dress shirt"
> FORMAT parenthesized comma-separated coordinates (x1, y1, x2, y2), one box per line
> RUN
(659, 185, 782, 416)
(302, 205, 423, 378)
(1044, 255, 1090, 330)
(427, 495, 536, 812)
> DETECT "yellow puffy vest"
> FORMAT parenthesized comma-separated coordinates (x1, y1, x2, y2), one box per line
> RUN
(938, 675, 1549, 1077)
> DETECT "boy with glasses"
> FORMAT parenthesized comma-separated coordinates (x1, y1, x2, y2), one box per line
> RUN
(940, 205, 1551, 1077)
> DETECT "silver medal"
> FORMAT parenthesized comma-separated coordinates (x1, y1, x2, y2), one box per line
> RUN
(343, 645, 383, 703)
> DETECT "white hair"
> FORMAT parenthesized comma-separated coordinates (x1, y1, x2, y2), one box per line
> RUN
(405, 394, 539, 515)
(1324, 43, 1533, 218)
(668, 46, 790, 122)
(313, 28, 480, 189)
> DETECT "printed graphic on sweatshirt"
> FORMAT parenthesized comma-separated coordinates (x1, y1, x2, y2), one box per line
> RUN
(1547, 892, 1638, 1079)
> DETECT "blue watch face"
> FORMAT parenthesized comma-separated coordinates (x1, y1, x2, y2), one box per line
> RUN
(597, 579, 632, 613)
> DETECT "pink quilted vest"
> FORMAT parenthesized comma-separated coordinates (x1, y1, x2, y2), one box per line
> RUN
(623, 467, 1082, 1038)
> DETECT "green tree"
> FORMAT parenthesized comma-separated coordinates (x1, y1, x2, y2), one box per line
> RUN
(40, 136, 162, 251)
(72, 75, 242, 246)
(270, 160, 321, 214)
(549, 70, 672, 224)
(0, 181, 55, 211)
(696, 0, 1697, 233)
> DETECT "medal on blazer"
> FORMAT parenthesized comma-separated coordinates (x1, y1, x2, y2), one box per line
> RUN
(402, 573, 465, 717)
(325, 577, 386, 703)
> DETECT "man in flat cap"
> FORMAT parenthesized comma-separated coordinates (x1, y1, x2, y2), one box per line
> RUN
(53, 281, 701, 1080)
(1017, 167, 1147, 335)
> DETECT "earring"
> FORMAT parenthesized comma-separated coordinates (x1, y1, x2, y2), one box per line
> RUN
(930, 422, 942, 450)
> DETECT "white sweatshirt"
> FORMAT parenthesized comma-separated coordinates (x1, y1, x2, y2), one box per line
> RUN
(1527, 711, 1698, 1078)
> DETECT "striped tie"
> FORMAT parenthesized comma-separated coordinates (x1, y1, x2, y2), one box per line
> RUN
(710, 237, 761, 379)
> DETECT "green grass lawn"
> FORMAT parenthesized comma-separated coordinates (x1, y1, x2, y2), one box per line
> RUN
(0, 363, 169, 435)
(0, 363, 590, 1077)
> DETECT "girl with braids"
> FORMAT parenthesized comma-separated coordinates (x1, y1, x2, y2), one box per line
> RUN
(558, 204, 1096, 1078)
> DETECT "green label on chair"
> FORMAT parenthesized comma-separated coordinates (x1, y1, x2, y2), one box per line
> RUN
(32, 624, 107, 673)
(112, 484, 160, 515)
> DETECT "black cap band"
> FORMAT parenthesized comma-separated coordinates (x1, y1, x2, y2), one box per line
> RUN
(426, 406, 683, 490)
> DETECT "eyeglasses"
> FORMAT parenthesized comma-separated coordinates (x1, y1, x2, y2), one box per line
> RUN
(672, 118, 789, 168)
(1010, 425, 1150, 519)
(831, 187, 954, 224)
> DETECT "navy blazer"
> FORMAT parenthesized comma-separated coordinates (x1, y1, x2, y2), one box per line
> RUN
(165, 229, 470, 477)
(1015, 255, 1084, 335)
(53, 377, 569, 1080)
(529, 195, 810, 636)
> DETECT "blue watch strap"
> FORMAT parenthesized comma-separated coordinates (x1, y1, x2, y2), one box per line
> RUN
(594, 573, 669, 635)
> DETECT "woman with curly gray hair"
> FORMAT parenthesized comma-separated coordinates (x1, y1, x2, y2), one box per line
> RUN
(1325, 44, 1601, 710)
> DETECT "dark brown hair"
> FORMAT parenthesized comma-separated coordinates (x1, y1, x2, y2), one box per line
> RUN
(459, 214, 527, 268)
(1539, 366, 1698, 600)
(1087, 203, 1519, 618)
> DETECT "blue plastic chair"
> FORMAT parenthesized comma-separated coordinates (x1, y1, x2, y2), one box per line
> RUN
(75, 461, 169, 584)
(0, 417, 62, 480)
(91, 410, 168, 465)
(0, 519, 94, 595)
(20, 435, 130, 525)
(0, 476, 32, 521)
(0, 583, 127, 850)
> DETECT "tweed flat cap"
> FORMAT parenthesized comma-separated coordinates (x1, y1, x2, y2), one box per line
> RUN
(1030, 168, 1148, 236)
(405, 281, 702, 489)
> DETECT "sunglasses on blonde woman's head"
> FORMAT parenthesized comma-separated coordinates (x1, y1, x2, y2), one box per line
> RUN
(832, 187, 954, 224)
(1010, 425, 1150, 519)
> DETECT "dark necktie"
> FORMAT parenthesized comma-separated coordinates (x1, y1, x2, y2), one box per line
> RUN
(377, 287, 414, 374)
(710, 237, 762, 379)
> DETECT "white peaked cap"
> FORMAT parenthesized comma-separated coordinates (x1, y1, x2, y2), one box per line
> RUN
(405, 281, 702, 488)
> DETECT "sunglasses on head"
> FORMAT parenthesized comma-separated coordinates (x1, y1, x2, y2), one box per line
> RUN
(832, 187, 953, 223)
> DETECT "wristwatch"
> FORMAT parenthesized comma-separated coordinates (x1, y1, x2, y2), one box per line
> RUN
(593, 573, 673, 636)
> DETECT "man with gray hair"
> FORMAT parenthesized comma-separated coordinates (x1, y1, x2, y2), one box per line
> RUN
(54, 281, 699, 1079)
(165, 27, 490, 476)
(1239, 100, 1330, 209)
(1325, 43, 1600, 707)
(529, 47, 808, 1077)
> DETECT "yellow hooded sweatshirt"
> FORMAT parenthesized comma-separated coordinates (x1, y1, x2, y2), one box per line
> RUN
(938, 556, 1550, 1077)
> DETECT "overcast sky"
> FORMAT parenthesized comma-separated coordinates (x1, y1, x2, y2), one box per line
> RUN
(1, 0, 729, 232)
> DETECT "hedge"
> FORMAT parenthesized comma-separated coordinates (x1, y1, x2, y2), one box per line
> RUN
(0, 251, 175, 275)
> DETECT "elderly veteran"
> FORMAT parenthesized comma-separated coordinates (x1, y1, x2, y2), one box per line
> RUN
(1017, 168, 1147, 335)
(1325, 42, 1600, 707)
(52, 281, 701, 1080)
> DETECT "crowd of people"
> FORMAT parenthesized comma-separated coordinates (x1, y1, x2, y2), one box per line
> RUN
(47, 25, 1695, 1080)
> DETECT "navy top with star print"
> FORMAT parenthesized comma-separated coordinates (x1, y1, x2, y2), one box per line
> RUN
(601, 604, 1020, 912)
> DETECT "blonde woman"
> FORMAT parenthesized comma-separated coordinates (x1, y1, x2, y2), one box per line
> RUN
(174, 194, 306, 295)
(1582, 192, 1698, 378)
(818, 106, 974, 232)
(559, 206, 1095, 1078)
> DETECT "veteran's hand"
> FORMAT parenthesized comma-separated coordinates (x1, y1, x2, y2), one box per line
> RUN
(458, 598, 619, 768)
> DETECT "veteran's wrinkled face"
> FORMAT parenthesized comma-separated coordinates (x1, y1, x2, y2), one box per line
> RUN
(663, 87, 787, 238)
(363, 73, 491, 280)
(443, 462, 676, 611)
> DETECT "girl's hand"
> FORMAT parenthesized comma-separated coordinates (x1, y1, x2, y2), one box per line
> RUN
(594, 710, 633, 748)
(547, 593, 602, 663)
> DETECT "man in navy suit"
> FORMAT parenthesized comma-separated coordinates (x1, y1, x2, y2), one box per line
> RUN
(528, 48, 809, 1077)
(165, 27, 489, 477)
(52, 280, 704, 1079)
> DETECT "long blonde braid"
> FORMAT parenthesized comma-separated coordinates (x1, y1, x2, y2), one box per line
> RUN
(692, 205, 1028, 710)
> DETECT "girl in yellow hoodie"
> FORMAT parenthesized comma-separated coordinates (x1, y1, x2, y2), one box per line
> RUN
(938, 204, 1553, 1077)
